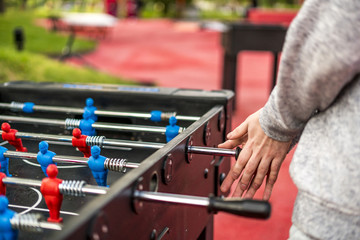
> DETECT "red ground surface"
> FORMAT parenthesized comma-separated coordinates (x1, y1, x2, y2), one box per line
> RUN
(67, 19, 297, 240)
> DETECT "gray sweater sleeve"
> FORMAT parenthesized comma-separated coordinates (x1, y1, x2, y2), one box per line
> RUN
(260, 0, 360, 142)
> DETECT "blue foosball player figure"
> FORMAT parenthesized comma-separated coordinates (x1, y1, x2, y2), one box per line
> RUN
(84, 98, 98, 122)
(0, 196, 18, 240)
(87, 146, 108, 187)
(165, 116, 180, 142)
(37, 141, 56, 177)
(79, 109, 96, 136)
(0, 147, 11, 177)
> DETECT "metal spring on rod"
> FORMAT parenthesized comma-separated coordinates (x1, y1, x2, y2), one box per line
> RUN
(104, 158, 127, 173)
(65, 118, 81, 130)
(86, 136, 106, 147)
(161, 112, 176, 121)
(10, 213, 42, 232)
(10, 101, 24, 112)
(59, 180, 86, 197)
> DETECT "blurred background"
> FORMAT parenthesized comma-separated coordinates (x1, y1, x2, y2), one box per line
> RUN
(0, 1, 302, 239)
(0, 0, 302, 85)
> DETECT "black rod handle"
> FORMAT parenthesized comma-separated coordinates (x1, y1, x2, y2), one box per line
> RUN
(208, 197, 271, 219)
(235, 146, 241, 160)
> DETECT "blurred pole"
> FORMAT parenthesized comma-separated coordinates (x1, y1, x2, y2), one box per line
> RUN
(0, 0, 5, 14)
(175, 0, 185, 18)
(13, 27, 25, 51)
(251, 0, 258, 8)
(21, 0, 28, 10)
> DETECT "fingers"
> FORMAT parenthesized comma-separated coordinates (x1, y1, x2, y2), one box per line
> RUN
(243, 156, 273, 199)
(220, 145, 252, 193)
(232, 150, 261, 197)
(263, 158, 282, 200)
(218, 134, 247, 149)
(218, 139, 242, 149)
(219, 109, 288, 200)
(218, 115, 251, 150)
(227, 121, 247, 140)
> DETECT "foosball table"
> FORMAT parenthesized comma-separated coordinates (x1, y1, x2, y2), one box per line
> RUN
(0, 81, 270, 240)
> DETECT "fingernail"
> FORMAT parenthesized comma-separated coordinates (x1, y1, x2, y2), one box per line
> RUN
(227, 132, 232, 139)
(220, 183, 228, 192)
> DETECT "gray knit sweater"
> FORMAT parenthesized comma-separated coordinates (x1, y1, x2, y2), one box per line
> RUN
(259, 0, 360, 239)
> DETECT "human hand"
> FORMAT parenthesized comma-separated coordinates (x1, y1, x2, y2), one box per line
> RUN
(219, 110, 291, 200)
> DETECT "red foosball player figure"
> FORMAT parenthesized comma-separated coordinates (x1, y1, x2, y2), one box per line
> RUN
(72, 128, 91, 157)
(0, 164, 6, 196)
(40, 164, 63, 223)
(1, 123, 27, 152)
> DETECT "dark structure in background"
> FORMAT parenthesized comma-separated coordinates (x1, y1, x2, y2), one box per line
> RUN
(0, 0, 5, 14)
(221, 22, 287, 106)
(13, 27, 25, 51)
(251, 0, 258, 8)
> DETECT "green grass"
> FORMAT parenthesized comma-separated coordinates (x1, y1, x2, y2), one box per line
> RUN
(0, 10, 134, 85)
(0, 10, 96, 55)
(199, 10, 241, 21)
(0, 47, 134, 84)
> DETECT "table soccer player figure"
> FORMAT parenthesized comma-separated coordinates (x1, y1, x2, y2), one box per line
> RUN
(37, 141, 56, 177)
(0, 196, 18, 240)
(0, 164, 6, 196)
(72, 128, 91, 157)
(1, 123, 27, 152)
(84, 98, 98, 122)
(88, 146, 108, 187)
(0, 147, 11, 177)
(80, 109, 96, 136)
(40, 164, 63, 223)
(165, 116, 180, 142)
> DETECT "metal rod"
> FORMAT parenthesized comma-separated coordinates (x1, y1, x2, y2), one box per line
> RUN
(38, 222, 63, 231)
(187, 146, 237, 157)
(10, 131, 73, 143)
(81, 185, 108, 195)
(2, 151, 139, 172)
(3, 151, 88, 165)
(95, 110, 199, 121)
(2, 150, 82, 164)
(3, 177, 41, 188)
(176, 115, 200, 121)
(34, 105, 84, 115)
(104, 139, 164, 149)
(134, 191, 209, 207)
(10, 213, 63, 232)
(2, 177, 108, 196)
(92, 122, 168, 134)
(0, 115, 183, 134)
(95, 110, 152, 119)
(52, 155, 88, 164)
(2, 130, 239, 160)
(0, 102, 200, 121)
(125, 162, 141, 169)
(134, 190, 272, 219)
(0, 115, 65, 127)
(0, 130, 165, 150)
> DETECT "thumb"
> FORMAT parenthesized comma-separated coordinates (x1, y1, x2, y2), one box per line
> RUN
(227, 121, 247, 140)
